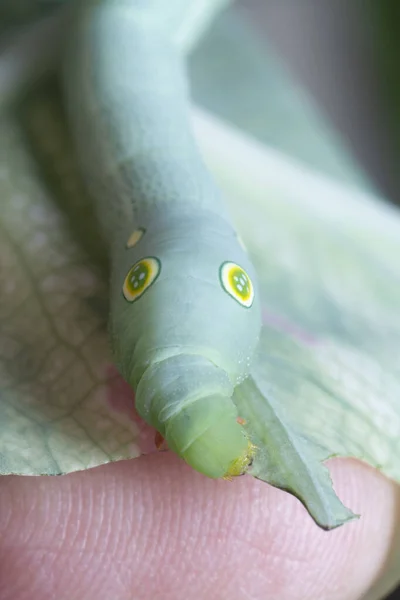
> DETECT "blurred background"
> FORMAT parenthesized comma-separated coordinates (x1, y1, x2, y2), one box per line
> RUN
(241, 0, 400, 209)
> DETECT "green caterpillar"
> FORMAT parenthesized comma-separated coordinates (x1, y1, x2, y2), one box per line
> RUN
(62, 0, 261, 479)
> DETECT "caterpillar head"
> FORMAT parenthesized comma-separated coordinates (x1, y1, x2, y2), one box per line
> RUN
(110, 211, 262, 478)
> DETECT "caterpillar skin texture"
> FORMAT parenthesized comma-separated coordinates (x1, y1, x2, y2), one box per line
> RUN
(63, 0, 262, 479)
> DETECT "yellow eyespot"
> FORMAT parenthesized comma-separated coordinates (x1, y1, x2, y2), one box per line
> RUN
(123, 257, 161, 302)
(126, 227, 146, 248)
(219, 261, 254, 308)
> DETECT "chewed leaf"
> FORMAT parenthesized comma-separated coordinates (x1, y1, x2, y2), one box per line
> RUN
(0, 113, 157, 475)
(194, 107, 400, 485)
(234, 376, 357, 530)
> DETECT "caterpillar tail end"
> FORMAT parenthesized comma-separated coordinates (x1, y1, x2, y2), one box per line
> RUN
(222, 439, 257, 481)
(164, 395, 257, 480)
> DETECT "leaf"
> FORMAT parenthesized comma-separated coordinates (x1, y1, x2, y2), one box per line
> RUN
(193, 106, 400, 486)
(234, 376, 357, 530)
(0, 110, 156, 475)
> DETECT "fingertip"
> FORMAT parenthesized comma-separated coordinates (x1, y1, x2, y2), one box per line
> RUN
(0, 454, 398, 600)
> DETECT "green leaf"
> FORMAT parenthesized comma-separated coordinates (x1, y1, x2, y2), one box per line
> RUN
(194, 106, 400, 486)
(0, 110, 150, 475)
(192, 107, 400, 528)
(234, 376, 357, 530)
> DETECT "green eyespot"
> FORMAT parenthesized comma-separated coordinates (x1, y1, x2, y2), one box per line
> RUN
(123, 256, 161, 302)
(219, 261, 254, 308)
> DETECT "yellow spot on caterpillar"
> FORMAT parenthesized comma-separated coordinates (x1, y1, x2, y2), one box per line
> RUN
(236, 416, 247, 426)
(126, 227, 146, 248)
(219, 261, 254, 308)
(123, 256, 161, 302)
(223, 440, 257, 480)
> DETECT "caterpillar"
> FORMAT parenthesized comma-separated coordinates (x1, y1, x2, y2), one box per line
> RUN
(62, 0, 262, 479)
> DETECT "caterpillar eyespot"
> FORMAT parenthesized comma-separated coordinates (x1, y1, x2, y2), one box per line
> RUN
(219, 261, 254, 308)
(126, 227, 146, 248)
(123, 256, 161, 302)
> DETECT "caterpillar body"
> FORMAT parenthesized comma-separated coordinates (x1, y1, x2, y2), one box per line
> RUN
(63, 0, 262, 479)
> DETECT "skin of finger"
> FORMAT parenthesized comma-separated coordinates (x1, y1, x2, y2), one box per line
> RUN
(359, 492, 400, 600)
(0, 455, 398, 600)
